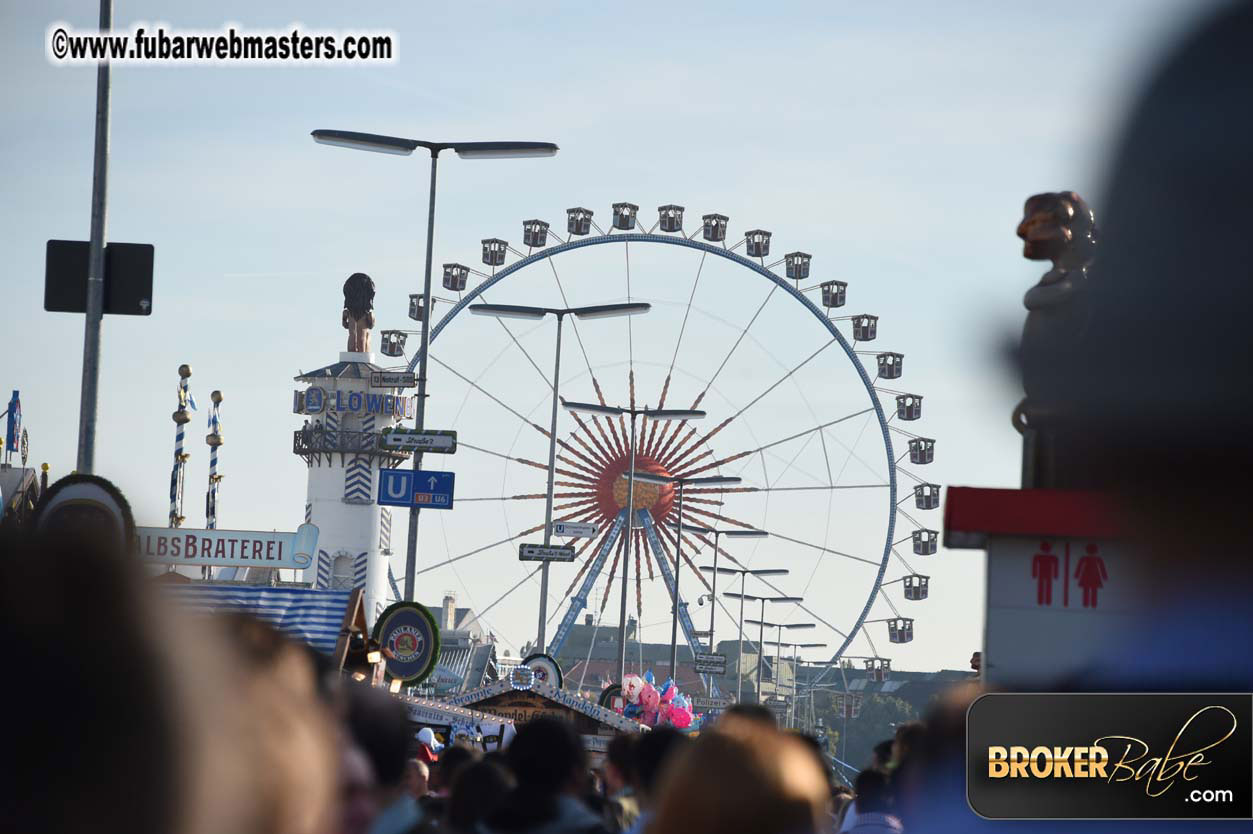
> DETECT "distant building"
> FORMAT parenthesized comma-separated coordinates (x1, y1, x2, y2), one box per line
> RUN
(420, 592, 501, 696)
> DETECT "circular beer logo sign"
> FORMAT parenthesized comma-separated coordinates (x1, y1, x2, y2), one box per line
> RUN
(372, 602, 440, 684)
(521, 652, 564, 689)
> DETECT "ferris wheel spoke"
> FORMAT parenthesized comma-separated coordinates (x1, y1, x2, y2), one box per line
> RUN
(566, 410, 616, 467)
(651, 390, 708, 465)
(679, 503, 757, 532)
(478, 293, 553, 391)
(704, 283, 779, 392)
(591, 379, 628, 457)
(475, 565, 544, 623)
(758, 527, 883, 568)
(556, 452, 601, 480)
(665, 338, 839, 471)
(642, 375, 670, 458)
(634, 529, 645, 620)
(656, 521, 714, 593)
(562, 525, 616, 599)
(431, 356, 554, 443)
(458, 440, 595, 483)
(889, 546, 918, 576)
(567, 425, 613, 469)
(554, 496, 600, 512)
(414, 522, 544, 576)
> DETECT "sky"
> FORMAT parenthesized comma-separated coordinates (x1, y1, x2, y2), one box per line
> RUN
(0, 0, 1217, 673)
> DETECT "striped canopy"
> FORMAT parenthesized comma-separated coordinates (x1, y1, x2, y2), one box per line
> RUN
(164, 585, 352, 653)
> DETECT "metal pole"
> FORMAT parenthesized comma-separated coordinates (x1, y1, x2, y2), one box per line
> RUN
(617, 411, 637, 684)
(75, 0, 113, 474)
(404, 152, 439, 602)
(708, 531, 719, 651)
(774, 624, 783, 707)
(736, 572, 746, 703)
(755, 600, 765, 703)
(536, 312, 563, 651)
(668, 481, 683, 676)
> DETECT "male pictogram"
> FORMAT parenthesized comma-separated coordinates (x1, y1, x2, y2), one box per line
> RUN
(1074, 543, 1108, 608)
(1031, 541, 1059, 606)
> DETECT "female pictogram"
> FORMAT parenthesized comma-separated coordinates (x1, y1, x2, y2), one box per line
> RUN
(1031, 541, 1059, 606)
(1074, 544, 1107, 608)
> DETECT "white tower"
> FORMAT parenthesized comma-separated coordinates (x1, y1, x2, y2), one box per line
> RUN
(294, 350, 414, 626)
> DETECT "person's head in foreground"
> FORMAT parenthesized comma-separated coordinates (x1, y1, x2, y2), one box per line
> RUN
(650, 719, 829, 834)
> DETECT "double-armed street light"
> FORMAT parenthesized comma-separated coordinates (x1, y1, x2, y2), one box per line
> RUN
(469, 302, 650, 650)
(720, 571, 795, 702)
(562, 400, 706, 685)
(685, 525, 769, 653)
(746, 616, 816, 705)
(764, 640, 827, 727)
(311, 129, 558, 601)
(632, 474, 742, 675)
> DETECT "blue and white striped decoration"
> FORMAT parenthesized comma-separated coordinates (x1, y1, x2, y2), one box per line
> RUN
(316, 549, 332, 589)
(379, 508, 392, 551)
(168, 373, 193, 528)
(353, 551, 368, 588)
(162, 586, 352, 654)
(344, 456, 372, 503)
(305, 502, 313, 523)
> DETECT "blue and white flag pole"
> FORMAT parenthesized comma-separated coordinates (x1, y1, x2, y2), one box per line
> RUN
(168, 365, 193, 529)
(205, 390, 224, 531)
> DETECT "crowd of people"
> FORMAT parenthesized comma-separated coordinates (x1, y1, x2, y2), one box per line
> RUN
(339, 696, 945, 834)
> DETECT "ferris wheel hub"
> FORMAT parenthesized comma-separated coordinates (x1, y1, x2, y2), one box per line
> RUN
(599, 455, 674, 519)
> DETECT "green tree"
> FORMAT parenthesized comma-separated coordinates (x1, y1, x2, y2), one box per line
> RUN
(812, 691, 918, 772)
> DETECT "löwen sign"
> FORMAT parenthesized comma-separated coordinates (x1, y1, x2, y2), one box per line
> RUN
(135, 523, 319, 570)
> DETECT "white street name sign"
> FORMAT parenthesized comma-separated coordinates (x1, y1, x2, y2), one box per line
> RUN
(518, 543, 577, 562)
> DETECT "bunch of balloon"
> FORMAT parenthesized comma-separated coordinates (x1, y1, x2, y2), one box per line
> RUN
(618, 670, 700, 732)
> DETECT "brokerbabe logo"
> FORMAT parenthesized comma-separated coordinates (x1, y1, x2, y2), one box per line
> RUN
(967, 693, 1253, 820)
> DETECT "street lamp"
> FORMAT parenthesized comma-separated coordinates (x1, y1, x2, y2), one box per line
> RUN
(721, 575, 793, 703)
(633, 474, 742, 676)
(685, 525, 768, 653)
(562, 400, 705, 684)
(312, 130, 558, 603)
(765, 640, 827, 728)
(470, 302, 650, 651)
(746, 617, 815, 705)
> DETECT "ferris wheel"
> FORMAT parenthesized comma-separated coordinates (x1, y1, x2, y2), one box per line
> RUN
(383, 201, 940, 686)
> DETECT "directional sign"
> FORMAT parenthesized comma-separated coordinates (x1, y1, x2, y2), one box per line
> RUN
(693, 652, 727, 675)
(519, 543, 577, 562)
(370, 371, 417, 388)
(691, 695, 731, 711)
(382, 429, 457, 453)
(551, 521, 598, 538)
(378, 468, 455, 510)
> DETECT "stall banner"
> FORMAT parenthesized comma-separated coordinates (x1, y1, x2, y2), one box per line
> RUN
(373, 601, 440, 684)
(136, 523, 318, 569)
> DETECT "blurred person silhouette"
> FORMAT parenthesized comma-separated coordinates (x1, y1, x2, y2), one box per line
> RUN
(485, 717, 609, 834)
(347, 683, 426, 834)
(844, 770, 901, 834)
(870, 740, 894, 772)
(341, 744, 381, 834)
(898, 3, 1253, 827)
(624, 727, 689, 834)
(720, 702, 777, 728)
(650, 719, 829, 834)
(3, 486, 339, 834)
(442, 756, 517, 834)
(421, 742, 481, 820)
(840, 736, 902, 832)
(1013, 0, 1253, 692)
(601, 733, 640, 832)
(406, 758, 430, 801)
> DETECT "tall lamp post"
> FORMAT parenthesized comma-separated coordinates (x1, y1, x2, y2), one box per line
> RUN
(722, 579, 795, 703)
(766, 640, 826, 728)
(311, 130, 558, 602)
(633, 473, 742, 676)
(746, 617, 815, 706)
(469, 302, 650, 651)
(562, 400, 706, 684)
(685, 524, 769, 653)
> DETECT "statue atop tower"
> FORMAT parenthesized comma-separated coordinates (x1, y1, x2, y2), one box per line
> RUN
(342, 272, 376, 353)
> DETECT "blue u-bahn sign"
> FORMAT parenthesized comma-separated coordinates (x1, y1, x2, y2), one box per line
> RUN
(378, 468, 455, 510)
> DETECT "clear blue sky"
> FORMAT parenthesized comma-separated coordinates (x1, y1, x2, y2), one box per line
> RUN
(1, 1, 1213, 670)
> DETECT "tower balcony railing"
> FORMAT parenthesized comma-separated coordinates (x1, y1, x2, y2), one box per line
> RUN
(292, 428, 410, 461)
